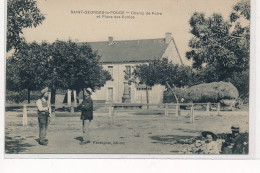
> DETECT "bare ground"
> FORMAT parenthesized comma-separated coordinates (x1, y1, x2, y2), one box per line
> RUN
(5, 109, 249, 154)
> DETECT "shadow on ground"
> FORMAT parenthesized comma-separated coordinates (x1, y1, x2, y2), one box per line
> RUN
(150, 135, 194, 144)
(74, 136, 83, 142)
(5, 136, 35, 154)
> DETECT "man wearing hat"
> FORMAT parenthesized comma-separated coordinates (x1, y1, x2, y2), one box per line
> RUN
(77, 88, 93, 145)
(231, 125, 248, 154)
(36, 87, 51, 145)
(221, 125, 248, 154)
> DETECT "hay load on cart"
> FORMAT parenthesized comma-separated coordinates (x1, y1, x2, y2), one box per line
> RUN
(186, 82, 239, 111)
(219, 99, 237, 111)
(163, 82, 239, 111)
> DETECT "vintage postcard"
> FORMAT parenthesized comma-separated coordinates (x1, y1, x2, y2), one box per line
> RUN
(4, 0, 253, 158)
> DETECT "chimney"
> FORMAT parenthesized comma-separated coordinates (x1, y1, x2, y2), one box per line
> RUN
(165, 32, 172, 43)
(108, 36, 113, 45)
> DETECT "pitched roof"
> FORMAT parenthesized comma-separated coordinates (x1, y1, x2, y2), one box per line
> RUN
(87, 38, 169, 63)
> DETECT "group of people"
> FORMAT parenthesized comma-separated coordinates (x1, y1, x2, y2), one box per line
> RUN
(186, 125, 248, 154)
(36, 87, 93, 145)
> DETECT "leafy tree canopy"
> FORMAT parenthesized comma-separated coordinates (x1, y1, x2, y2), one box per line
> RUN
(6, 41, 51, 92)
(131, 58, 193, 88)
(186, 12, 249, 78)
(186, 0, 250, 98)
(7, 0, 45, 52)
(50, 40, 112, 92)
(6, 40, 112, 96)
(230, 0, 250, 22)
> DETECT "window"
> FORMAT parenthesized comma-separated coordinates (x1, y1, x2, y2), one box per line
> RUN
(136, 83, 152, 90)
(108, 66, 113, 77)
(125, 66, 131, 75)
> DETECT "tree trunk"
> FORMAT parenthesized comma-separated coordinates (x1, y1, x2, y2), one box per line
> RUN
(27, 88, 30, 104)
(73, 90, 77, 107)
(146, 84, 149, 109)
(82, 89, 85, 100)
(166, 82, 179, 104)
(51, 88, 56, 113)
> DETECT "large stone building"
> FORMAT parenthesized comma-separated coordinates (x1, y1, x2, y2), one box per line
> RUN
(87, 33, 185, 104)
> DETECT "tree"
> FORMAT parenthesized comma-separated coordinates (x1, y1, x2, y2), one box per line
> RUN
(6, 41, 51, 103)
(6, 40, 112, 104)
(129, 58, 193, 104)
(225, 69, 249, 99)
(186, 0, 250, 98)
(230, 0, 250, 22)
(131, 61, 155, 106)
(7, 0, 45, 52)
(50, 40, 112, 92)
(45, 40, 112, 106)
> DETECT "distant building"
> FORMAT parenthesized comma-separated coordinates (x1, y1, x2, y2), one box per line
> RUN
(87, 32, 185, 104)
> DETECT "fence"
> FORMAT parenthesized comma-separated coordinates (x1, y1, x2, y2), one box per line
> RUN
(108, 102, 221, 124)
(7, 102, 221, 126)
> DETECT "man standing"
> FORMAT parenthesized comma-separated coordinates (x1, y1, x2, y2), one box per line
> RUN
(78, 88, 93, 145)
(36, 87, 51, 145)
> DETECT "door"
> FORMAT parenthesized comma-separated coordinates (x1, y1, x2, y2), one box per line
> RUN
(108, 87, 113, 101)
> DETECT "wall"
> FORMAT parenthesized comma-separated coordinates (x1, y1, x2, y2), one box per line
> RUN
(92, 62, 135, 103)
(91, 62, 165, 104)
(134, 84, 165, 104)
(162, 39, 183, 65)
(91, 39, 182, 103)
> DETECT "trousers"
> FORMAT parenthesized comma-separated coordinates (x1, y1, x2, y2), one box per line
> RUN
(82, 120, 91, 141)
(38, 114, 49, 143)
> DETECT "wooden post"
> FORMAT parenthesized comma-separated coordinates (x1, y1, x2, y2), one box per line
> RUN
(191, 104, 194, 123)
(206, 103, 210, 116)
(112, 106, 115, 125)
(109, 104, 115, 125)
(23, 105, 27, 126)
(165, 104, 169, 117)
(73, 90, 77, 107)
(145, 84, 149, 109)
(217, 103, 220, 116)
(67, 89, 71, 107)
(175, 103, 179, 117)
(109, 104, 115, 120)
(109, 104, 112, 117)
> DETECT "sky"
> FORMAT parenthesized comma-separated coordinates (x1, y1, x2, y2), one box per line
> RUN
(22, 0, 243, 62)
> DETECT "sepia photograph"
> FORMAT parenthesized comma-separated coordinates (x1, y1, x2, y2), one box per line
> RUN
(5, 0, 251, 156)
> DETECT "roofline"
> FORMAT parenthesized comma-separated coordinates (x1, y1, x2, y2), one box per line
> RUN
(171, 37, 183, 65)
(79, 37, 167, 44)
(100, 59, 160, 64)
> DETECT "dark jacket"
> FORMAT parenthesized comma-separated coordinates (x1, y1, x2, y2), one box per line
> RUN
(78, 97, 93, 121)
(221, 133, 248, 154)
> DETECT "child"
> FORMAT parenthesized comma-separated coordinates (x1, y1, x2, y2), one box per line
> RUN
(201, 131, 220, 154)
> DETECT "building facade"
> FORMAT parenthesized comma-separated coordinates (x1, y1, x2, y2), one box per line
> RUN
(87, 33, 185, 104)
